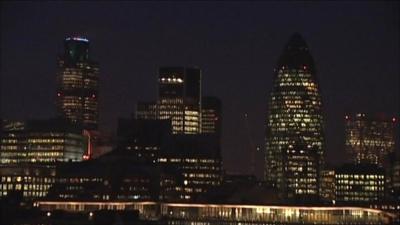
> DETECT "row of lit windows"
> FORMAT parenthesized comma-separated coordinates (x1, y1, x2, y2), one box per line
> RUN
(337, 185, 383, 191)
(336, 174, 384, 179)
(27, 139, 65, 143)
(337, 180, 382, 185)
(1, 176, 52, 183)
(183, 173, 220, 179)
(159, 158, 217, 164)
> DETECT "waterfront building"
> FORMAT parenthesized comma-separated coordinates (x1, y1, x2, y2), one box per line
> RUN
(0, 119, 86, 163)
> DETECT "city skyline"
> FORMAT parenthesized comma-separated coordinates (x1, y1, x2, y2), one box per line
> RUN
(1, 2, 399, 177)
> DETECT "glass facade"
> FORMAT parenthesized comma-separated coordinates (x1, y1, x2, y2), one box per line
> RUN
(345, 113, 396, 166)
(0, 120, 85, 163)
(136, 67, 201, 134)
(56, 37, 99, 131)
(335, 164, 385, 203)
(265, 33, 324, 198)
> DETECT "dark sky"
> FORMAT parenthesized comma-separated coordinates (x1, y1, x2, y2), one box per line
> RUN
(1, 2, 399, 178)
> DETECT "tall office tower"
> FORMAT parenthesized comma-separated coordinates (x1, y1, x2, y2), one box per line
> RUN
(0, 119, 85, 163)
(201, 96, 222, 136)
(137, 67, 201, 134)
(345, 113, 396, 166)
(265, 33, 324, 199)
(56, 37, 99, 131)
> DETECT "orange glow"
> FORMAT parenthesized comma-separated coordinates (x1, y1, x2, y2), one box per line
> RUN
(83, 130, 92, 160)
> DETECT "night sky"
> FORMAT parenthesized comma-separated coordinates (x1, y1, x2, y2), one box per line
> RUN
(1, 2, 399, 178)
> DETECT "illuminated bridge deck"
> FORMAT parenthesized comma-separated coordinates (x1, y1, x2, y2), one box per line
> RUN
(37, 201, 396, 225)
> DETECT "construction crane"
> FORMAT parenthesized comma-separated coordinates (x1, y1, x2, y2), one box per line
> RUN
(243, 113, 259, 175)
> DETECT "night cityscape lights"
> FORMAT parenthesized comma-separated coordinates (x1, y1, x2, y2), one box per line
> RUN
(0, 3, 399, 224)
(56, 37, 99, 131)
(345, 113, 396, 166)
(0, 32, 399, 225)
(137, 67, 202, 134)
(264, 33, 325, 200)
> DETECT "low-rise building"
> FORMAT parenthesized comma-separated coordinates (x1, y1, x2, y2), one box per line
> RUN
(335, 163, 385, 204)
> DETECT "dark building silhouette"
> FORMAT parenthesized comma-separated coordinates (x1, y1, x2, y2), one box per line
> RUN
(117, 117, 171, 163)
(265, 33, 325, 200)
(385, 152, 400, 202)
(0, 163, 57, 199)
(158, 134, 222, 202)
(46, 151, 167, 202)
(56, 37, 99, 131)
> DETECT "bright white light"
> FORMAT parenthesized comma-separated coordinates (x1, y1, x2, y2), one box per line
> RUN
(65, 37, 89, 42)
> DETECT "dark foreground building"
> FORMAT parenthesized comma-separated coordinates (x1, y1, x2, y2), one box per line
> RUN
(46, 150, 167, 202)
(0, 163, 57, 199)
(158, 134, 223, 202)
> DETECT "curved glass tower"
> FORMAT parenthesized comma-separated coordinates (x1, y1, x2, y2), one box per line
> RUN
(265, 33, 324, 199)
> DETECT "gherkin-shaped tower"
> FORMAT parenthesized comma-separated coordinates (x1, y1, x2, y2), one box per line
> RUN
(265, 33, 324, 199)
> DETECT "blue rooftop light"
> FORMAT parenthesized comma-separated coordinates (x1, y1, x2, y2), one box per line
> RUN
(65, 37, 89, 42)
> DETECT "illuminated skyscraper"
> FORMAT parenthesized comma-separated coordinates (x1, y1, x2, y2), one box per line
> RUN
(345, 113, 396, 166)
(265, 33, 324, 199)
(56, 37, 99, 131)
(137, 67, 201, 134)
